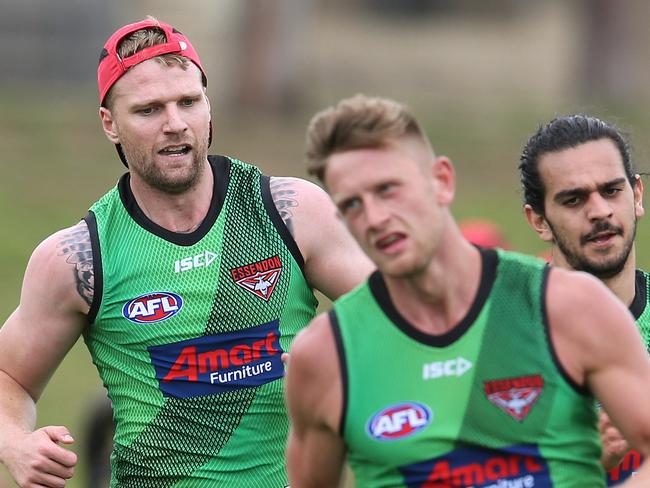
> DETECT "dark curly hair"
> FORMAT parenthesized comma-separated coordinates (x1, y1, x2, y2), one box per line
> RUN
(519, 114, 635, 214)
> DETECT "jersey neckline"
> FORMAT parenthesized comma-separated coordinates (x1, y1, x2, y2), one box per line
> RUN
(630, 269, 648, 320)
(368, 246, 498, 347)
(117, 155, 230, 246)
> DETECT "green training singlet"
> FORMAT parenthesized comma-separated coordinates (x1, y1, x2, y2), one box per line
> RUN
(606, 269, 650, 485)
(83, 156, 318, 487)
(332, 248, 603, 488)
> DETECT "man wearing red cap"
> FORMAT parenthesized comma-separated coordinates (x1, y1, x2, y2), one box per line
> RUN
(0, 18, 372, 487)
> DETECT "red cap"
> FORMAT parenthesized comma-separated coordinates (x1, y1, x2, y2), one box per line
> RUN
(98, 19, 206, 105)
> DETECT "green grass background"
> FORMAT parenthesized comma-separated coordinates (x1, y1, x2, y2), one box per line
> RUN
(2, 89, 650, 486)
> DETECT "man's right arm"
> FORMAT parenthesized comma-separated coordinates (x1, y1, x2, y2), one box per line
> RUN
(0, 221, 92, 487)
(286, 313, 347, 487)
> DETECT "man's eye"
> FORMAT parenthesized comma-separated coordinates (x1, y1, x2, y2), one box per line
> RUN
(340, 199, 360, 214)
(563, 197, 580, 207)
(378, 183, 395, 193)
(181, 99, 195, 107)
(139, 107, 154, 115)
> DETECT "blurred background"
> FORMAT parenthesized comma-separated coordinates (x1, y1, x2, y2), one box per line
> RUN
(3, 0, 650, 486)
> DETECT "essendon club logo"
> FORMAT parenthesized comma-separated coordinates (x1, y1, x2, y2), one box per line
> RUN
(230, 256, 282, 301)
(484, 374, 544, 421)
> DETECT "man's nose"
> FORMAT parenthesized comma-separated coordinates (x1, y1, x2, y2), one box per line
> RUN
(586, 194, 613, 221)
(163, 105, 188, 134)
(364, 198, 390, 228)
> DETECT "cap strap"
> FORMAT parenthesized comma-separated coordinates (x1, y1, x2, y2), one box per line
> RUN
(121, 41, 187, 69)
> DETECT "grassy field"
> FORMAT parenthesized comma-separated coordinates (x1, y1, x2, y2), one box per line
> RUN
(2, 88, 650, 486)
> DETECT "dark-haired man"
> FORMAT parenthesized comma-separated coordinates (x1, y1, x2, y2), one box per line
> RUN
(520, 114, 650, 484)
(0, 18, 372, 487)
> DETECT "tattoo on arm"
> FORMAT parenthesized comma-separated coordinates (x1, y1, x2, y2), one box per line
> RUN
(270, 177, 299, 236)
(57, 223, 94, 307)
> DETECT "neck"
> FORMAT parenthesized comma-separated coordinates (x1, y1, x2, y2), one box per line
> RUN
(382, 233, 482, 335)
(129, 160, 213, 233)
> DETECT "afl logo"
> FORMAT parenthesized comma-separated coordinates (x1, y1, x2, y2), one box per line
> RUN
(367, 402, 432, 441)
(122, 292, 184, 324)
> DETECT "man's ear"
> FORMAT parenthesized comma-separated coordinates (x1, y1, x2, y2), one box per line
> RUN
(99, 107, 120, 144)
(634, 174, 645, 219)
(204, 92, 212, 148)
(524, 204, 554, 243)
(431, 156, 456, 206)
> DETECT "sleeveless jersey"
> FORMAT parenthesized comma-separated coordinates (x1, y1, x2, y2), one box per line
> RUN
(606, 269, 650, 485)
(83, 155, 318, 487)
(332, 248, 604, 488)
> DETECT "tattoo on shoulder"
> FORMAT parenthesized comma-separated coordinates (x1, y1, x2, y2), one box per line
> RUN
(270, 177, 299, 236)
(57, 222, 94, 307)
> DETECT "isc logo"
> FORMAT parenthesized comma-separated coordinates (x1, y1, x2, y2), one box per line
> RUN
(367, 402, 432, 441)
(122, 292, 184, 324)
(422, 357, 473, 380)
(174, 250, 217, 273)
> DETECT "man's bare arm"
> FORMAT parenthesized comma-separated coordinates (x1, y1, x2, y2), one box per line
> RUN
(271, 177, 374, 300)
(56, 223, 95, 307)
(286, 313, 346, 487)
(547, 268, 650, 486)
(270, 177, 299, 237)
(0, 221, 91, 486)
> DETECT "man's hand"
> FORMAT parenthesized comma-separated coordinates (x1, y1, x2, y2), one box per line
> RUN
(600, 410, 630, 471)
(3, 426, 77, 487)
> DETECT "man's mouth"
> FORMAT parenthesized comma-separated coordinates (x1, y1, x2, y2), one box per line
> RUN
(158, 144, 191, 156)
(375, 233, 404, 250)
(593, 232, 615, 242)
(583, 230, 620, 245)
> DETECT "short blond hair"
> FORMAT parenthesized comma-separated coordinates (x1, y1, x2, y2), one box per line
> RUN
(305, 94, 431, 182)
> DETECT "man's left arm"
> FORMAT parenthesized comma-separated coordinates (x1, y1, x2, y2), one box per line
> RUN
(270, 177, 374, 300)
(548, 269, 650, 487)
